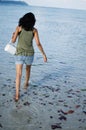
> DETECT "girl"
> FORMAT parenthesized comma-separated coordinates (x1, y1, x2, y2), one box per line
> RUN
(12, 12, 47, 101)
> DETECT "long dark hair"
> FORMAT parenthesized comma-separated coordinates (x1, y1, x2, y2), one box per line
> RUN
(18, 12, 36, 31)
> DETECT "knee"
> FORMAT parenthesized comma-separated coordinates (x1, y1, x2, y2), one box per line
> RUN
(16, 72, 22, 78)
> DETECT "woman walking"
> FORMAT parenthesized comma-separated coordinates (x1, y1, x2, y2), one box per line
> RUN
(12, 12, 47, 101)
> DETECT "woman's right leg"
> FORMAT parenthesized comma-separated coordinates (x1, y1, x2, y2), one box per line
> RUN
(15, 64, 23, 101)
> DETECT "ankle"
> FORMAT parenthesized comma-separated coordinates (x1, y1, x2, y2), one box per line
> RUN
(24, 82, 29, 89)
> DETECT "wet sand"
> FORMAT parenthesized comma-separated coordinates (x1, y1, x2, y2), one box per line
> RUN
(0, 68, 86, 130)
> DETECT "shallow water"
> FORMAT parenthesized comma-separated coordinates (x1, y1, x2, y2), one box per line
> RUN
(0, 2, 86, 130)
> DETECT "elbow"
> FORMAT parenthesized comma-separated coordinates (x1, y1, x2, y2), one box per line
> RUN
(37, 44, 40, 47)
(37, 42, 41, 47)
(11, 37, 16, 43)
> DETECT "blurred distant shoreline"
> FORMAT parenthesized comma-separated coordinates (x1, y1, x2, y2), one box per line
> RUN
(0, 0, 28, 5)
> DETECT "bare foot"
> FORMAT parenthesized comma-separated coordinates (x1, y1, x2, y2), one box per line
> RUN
(24, 83, 29, 89)
(14, 96, 19, 102)
(14, 97, 19, 102)
(14, 94, 20, 102)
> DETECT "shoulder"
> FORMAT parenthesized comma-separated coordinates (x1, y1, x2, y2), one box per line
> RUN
(16, 26, 22, 33)
(33, 28, 38, 36)
(33, 28, 38, 33)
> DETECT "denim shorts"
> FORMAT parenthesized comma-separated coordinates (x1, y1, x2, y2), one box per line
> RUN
(15, 55, 34, 65)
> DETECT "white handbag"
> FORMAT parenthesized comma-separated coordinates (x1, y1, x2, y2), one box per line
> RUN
(4, 40, 16, 55)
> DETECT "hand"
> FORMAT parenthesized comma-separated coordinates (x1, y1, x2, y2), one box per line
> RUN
(43, 55, 47, 62)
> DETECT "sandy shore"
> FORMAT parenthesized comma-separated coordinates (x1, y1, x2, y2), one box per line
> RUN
(0, 70, 86, 130)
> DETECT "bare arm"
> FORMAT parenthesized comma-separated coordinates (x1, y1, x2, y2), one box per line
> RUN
(11, 26, 21, 43)
(33, 28, 47, 62)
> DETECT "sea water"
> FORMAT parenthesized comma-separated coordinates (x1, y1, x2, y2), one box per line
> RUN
(0, 2, 86, 87)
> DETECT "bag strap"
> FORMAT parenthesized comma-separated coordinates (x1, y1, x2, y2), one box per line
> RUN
(8, 39, 16, 47)
(9, 39, 12, 44)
